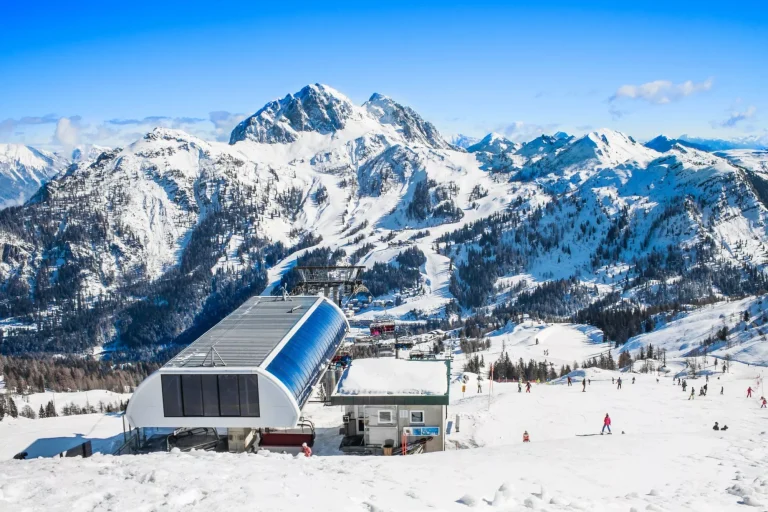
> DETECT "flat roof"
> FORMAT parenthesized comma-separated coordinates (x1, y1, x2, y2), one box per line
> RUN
(164, 296, 322, 369)
(332, 358, 450, 398)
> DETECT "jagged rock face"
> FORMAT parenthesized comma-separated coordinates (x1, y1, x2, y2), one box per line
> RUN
(4, 85, 768, 359)
(364, 93, 456, 150)
(357, 145, 420, 196)
(229, 84, 359, 144)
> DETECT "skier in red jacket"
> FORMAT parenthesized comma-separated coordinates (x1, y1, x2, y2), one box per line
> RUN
(302, 442, 312, 457)
(761, 397, 767, 409)
(747, 387, 753, 398)
(601, 413, 612, 434)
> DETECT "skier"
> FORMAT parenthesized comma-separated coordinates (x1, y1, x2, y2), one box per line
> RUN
(632, 376, 635, 384)
(617, 377, 622, 390)
(518, 381, 522, 393)
(567, 376, 572, 387)
(713, 422, 720, 431)
(706, 375, 709, 383)
(588, 379, 591, 385)
(612, 377, 615, 384)
(477, 378, 482, 393)
(582, 378, 586, 392)
(682, 381, 687, 392)
(525, 381, 532, 393)
(699, 388, 705, 397)
(523, 430, 530, 442)
(301, 442, 312, 457)
(747, 387, 753, 398)
(761, 397, 767, 409)
(601, 413, 611, 434)
(703, 383, 708, 395)
(689, 387, 695, 400)
(721, 386, 724, 395)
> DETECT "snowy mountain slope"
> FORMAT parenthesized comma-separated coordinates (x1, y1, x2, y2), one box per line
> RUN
(2, 84, 768, 359)
(645, 135, 713, 153)
(0, 144, 68, 209)
(0, 85, 511, 354)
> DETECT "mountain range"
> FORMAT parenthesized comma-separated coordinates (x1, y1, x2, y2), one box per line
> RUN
(1, 83, 768, 358)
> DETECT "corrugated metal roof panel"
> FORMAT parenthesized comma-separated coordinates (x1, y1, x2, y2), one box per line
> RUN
(164, 296, 322, 369)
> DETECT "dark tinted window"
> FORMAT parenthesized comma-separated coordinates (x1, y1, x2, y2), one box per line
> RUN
(181, 375, 203, 416)
(218, 375, 240, 416)
(201, 375, 220, 417)
(161, 375, 183, 417)
(238, 375, 260, 417)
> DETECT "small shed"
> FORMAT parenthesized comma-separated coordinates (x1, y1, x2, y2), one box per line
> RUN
(331, 358, 450, 454)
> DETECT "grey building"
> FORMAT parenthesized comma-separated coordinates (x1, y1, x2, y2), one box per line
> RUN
(331, 358, 450, 454)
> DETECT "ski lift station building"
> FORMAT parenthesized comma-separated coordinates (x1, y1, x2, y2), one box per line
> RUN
(125, 296, 349, 441)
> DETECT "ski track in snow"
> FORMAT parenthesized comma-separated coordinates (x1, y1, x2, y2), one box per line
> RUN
(2, 322, 768, 510)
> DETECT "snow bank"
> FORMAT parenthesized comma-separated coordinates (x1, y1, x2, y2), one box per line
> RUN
(335, 358, 448, 396)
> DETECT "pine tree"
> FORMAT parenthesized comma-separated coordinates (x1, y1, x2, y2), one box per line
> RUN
(39, 404, 46, 419)
(45, 400, 57, 418)
(647, 344, 654, 360)
(0, 396, 5, 421)
(7, 397, 18, 418)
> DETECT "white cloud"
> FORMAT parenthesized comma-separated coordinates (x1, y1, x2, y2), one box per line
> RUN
(209, 111, 247, 142)
(609, 77, 714, 105)
(714, 105, 757, 128)
(492, 121, 560, 142)
(53, 117, 81, 149)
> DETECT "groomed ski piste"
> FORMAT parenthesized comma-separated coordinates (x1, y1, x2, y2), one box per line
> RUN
(2, 299, 768, 510)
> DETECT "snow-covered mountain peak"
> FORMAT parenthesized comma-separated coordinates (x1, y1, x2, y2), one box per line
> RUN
(0, 143, 68, 208)
(363, 92, 455, 150)
(467, 132, 519, 155)
(229, 83, 361, 145)
(565, 129, 658, 166)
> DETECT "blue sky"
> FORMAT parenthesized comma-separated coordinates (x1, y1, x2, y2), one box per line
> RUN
(1, 0, 766, 148)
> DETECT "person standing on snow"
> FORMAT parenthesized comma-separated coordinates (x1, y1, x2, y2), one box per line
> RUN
(747, 387, 753, 398)
(601, 413, 611, 434)
(518, 381, 522, 393)
(567, 376, 572, 387)
(617, 377, 622, 390)
(477, 377, 483, 393)
(302, 442, 312, 457)
(689, 387, 695, 400)
(632, 376, 635, 384)
(582, 378, 586, 392)
(761, 397, 767, 409)
(612, 377, 615, 384)
(525, 381, 532, 393)
(721, 386, 724, 395)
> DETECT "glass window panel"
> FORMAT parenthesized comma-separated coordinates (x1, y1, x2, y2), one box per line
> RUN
(181, 375, 203, 416)
(161, 375, 183, 417)
(201, 375, 220, 417)
(238, 375, 260, 417)
(218, 375, 240, 416)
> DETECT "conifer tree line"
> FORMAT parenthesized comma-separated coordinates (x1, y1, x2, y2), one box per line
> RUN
(1, 395, 128, 421)
(0, 355, 159, 394)
(489, 353, 558, 382)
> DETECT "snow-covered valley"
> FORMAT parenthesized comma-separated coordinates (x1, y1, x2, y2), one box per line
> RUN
(1, 300, 767, 510)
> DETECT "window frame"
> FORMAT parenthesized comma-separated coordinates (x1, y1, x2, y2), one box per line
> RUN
(409, 410, 426, 425)
(377, 409, 395, 425)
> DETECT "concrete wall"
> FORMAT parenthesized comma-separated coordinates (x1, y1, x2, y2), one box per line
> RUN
(346, 403, 445, 452)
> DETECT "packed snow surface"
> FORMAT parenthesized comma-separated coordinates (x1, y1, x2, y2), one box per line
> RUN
(2, 312, 768, 510)
(335, 358, 448, 396)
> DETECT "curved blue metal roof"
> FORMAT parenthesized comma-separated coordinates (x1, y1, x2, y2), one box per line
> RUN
(265, 300, 348, 408)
